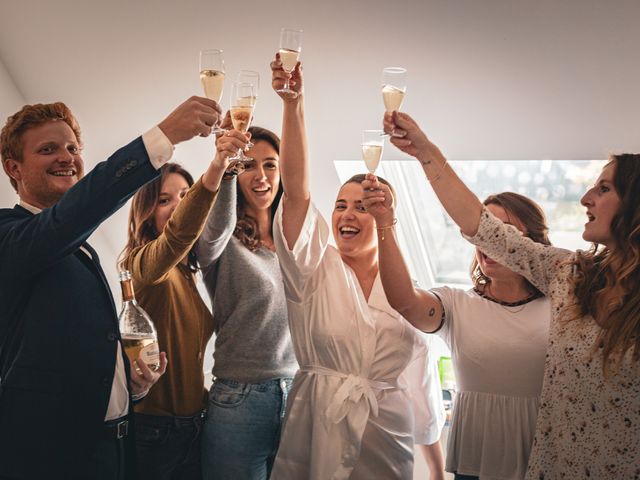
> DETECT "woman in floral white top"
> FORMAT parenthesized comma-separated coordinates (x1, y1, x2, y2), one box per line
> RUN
(377, 111, 640, 479)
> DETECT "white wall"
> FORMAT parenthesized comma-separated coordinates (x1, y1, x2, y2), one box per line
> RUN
(1, 3, 639, 475)
(0, 58, 25, 208)
(0, 56, 123, 292)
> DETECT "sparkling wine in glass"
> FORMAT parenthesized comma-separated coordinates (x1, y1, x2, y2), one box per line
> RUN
(362, 130, 384, 173)
(229, 81, 257, 163)
(277, 28, 303, 94)
(236, 70, 260, 97)
(199, 49, 225, 134)
(236, 70, 259, 116)
(381, 67, 407, 113)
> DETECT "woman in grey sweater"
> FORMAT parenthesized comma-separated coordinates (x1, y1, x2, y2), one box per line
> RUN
(196, 125, 297, 480)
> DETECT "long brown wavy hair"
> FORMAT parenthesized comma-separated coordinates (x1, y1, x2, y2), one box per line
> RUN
(234, 126, 283, 251)
(470, 192, 551, 295)
(568, 154, 640, 373)
(119, 163, 198, 272)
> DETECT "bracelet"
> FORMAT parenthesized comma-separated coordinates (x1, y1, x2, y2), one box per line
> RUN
(376, 218, 397, 241)
(421, 157, 449, 183)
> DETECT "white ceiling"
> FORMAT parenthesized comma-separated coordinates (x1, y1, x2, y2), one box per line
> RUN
(1, 0, 639, 291)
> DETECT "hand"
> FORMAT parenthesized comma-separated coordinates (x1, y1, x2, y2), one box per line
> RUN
(158, 96, 222, 145)
(128, 351, 167, 398)
(213, 127, 251, 171)
(271, 54, 303, 101)
(361, 173, 395, 225)
(383, 111, 440, 162)
(219, 109, 233, 131)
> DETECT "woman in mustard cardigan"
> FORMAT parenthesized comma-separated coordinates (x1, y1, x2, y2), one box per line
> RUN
(119, 127, 252, 480)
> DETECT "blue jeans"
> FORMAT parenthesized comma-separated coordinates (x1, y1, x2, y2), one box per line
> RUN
(134, 411, 205, 480)
(201, 378, 292, 480)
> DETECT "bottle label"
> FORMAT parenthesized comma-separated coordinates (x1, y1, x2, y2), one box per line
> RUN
(140, 342, 160, 366)
(123, 336, 161, 372)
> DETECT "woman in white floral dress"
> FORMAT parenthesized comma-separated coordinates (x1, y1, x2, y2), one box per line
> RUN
(379, 111, 640, 479)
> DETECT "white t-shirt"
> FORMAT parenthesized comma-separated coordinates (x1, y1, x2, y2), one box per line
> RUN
(433, 285, 550, 480)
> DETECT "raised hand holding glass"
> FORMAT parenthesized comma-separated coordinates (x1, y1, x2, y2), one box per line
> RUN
(276, 28, 303, 94)
(199, 49, 225, 134)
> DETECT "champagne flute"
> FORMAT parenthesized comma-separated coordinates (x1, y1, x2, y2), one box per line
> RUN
(236, 70, 260, 97)
(276, 28, 303, 94)
(228, 81, 257, 164)
(362, 130, 384, 174)
(236, 70, 259, 117)
(235, 71, 259, 148)
(381, 67, 407, 113)
(199, 49, 225, 134)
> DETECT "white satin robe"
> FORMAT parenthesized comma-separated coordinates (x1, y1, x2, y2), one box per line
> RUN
(271, 201, 445, 480)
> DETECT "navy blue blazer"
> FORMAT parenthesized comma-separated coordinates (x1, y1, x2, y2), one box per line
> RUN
(0, 137, 160, 479)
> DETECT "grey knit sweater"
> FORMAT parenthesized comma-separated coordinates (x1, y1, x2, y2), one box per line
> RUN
(196, 178, 297, 383)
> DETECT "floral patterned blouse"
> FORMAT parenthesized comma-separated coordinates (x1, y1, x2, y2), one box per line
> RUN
(465, 208, 640, 480)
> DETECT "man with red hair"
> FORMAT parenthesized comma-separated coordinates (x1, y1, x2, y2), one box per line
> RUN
(0, 97, 220, 480)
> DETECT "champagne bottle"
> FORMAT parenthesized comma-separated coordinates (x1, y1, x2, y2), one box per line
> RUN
(118, 270, 160, 371)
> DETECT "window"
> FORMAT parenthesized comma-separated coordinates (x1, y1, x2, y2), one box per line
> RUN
(334, 159, 604, 289)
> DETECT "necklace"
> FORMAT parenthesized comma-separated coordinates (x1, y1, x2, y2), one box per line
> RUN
(473, 285, 542, 313)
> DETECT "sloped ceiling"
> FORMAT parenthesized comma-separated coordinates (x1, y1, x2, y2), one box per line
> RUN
(1, 0, 639, 291)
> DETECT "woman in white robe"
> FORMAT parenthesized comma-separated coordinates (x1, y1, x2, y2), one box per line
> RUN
(268, 56, 445, 479)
